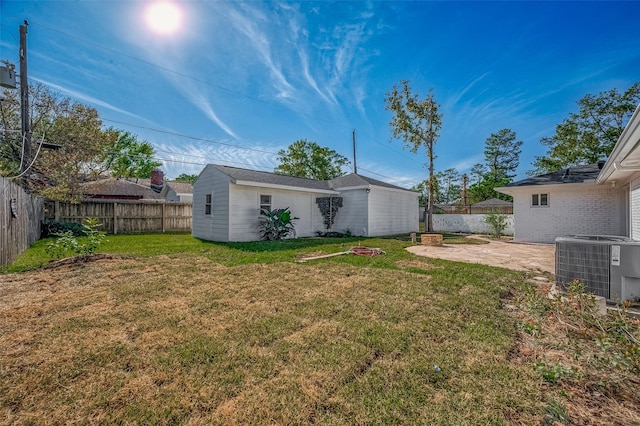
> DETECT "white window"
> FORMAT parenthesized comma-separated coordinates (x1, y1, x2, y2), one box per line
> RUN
(531, 193, 549, 207)
(260, 194, 272, 212)
(205, 193, 212, 215)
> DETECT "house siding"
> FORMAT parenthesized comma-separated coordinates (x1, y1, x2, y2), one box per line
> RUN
(192, 166, 230, 242)
(332, 189, 369, 236)
(227, 185, 325, 242)
(367, 187, 419, 236)
(512, 185, 625, 243)
(631, 176, 640, 241)
(164, 188, 179, 202)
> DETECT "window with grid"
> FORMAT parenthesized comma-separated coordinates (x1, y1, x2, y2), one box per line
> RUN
(260, 194, 272, 212)
(205, 193, 212, 215)
(531, 193, 549, 207)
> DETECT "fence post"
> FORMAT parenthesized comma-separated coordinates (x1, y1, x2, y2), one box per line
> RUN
(113, 202, 118, 235)
(54, 200, 60, 221)
(162, 203, 166, 233)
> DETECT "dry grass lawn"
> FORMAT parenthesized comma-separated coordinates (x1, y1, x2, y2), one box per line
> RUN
(1, 253, 544, 425)
(1, 244, 638, 425)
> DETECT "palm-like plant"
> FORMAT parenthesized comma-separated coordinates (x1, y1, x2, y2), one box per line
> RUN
(258, 207, 297, 240)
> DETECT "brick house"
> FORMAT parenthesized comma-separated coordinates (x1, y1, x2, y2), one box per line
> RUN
(497, 104, 640, 243)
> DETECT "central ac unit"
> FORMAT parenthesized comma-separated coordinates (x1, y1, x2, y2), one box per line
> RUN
(555, 235, 640, 302)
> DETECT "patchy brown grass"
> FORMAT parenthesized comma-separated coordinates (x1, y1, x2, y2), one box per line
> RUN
(1, 253, 546, 424)
(2, 251, 637, 425)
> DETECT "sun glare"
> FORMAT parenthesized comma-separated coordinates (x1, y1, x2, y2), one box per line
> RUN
(145, 2, 183, 34)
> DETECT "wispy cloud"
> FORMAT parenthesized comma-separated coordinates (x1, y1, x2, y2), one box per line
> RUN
(226, 4, 294, 99)
(32, 77, 148, 122)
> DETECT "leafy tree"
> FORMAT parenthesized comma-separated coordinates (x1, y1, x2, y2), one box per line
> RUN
(411, 180, 430, 205)
(101, 131, 161, 178)
(484, 129, 522, 181)
(274, 139, 350, 180)
(470, 163, 487, 185)
(32, 100, 119, 201)
(0, 83, 118, 200)
(436, 168, 461, 204)
(531, 82, 640, 174)
(175, 173, 198, 184)
(385, 80, 442, 232)
(469, 129, 522, 203)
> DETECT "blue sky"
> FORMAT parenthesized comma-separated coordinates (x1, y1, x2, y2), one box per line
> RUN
(1, 1, 639, 187)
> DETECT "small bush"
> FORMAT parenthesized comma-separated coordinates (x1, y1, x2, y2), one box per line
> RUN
(41, 220, 85, 238)
(45, 217, 107, 259)
(485, 211, 507, 239)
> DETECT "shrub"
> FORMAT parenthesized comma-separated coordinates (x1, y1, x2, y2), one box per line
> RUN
(258, 207, 297, 241)
(45, 217, 107, 259)
(485, 211, 507, 239)
(41, 220, 85, 238)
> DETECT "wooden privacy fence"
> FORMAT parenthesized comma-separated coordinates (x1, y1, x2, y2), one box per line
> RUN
(46, 199, 192, 234)
(1, 176, 45, 267)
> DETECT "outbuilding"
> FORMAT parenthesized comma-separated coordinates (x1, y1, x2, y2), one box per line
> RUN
(192, 164, 419, 242)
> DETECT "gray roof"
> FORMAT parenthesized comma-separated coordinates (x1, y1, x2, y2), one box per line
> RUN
(79, 177, 162, 199)
(329, 173, 413, 191)
(209, 165, 413, 192)
(212, 165, 333, 190)
(165, 181, 193, 194)
(501, 163, 602, 188)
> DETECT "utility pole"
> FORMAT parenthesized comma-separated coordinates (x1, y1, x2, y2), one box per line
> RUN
(462, 173, 469, 212)
(352, 129, 357, 174)
(19, 21, 30, 173)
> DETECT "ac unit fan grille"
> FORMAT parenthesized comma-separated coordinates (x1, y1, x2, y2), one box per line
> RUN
(556, 242, 610, 298)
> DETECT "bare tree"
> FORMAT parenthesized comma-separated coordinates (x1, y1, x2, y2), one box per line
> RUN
(385, 80, 442, 231)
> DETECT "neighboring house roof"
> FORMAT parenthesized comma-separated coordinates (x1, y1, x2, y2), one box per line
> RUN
(164, 181, 193, 195)
(80, 177, 163, 200)
(471, 198, 512, 207)
(498, 163, 602, 191)
(207, 165, 414, 193)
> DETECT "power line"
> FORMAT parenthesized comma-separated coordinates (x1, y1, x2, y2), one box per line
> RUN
(3, 15, 427, 166)
(101, 118, 280, 156)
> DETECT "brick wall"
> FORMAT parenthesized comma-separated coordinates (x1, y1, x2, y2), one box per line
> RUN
(512, 184, 625, 243)
(631, 176, 640, 241)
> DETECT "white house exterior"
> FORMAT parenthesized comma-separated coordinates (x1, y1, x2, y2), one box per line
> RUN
(497, 104, 640, 243)
(596, 104, 640, 241)
(192, 165, 419, 242)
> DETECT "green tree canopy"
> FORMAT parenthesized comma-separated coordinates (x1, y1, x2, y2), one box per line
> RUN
(1, 83, 120, 200)
(274, 139, 350, 180)
(484, 128, 522, 181)
(435, 168, 461, 204)
(468, 129, 522, 203)
(531, 82, 640, 174)
(174, 173, 198, 184)
(385, 80, 442, 232)
(101, 131, 162, 179)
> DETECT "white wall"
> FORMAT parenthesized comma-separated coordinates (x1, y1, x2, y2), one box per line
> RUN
(433, 214, 514, 235)
(367, 187, 419, 236)
(228, 185, 326, 242)
(511, 184, 625, 243)
(192, 166, 230, 242)
(631, 176, 640, 241)
(332, 189, 368, 236)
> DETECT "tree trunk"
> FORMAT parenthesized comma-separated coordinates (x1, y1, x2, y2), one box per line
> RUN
(427, 136, 435, 233)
